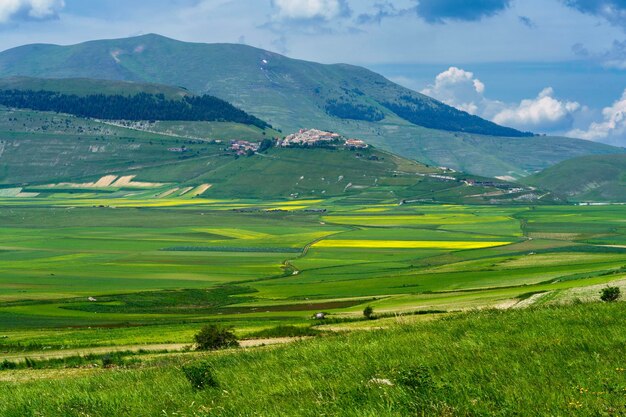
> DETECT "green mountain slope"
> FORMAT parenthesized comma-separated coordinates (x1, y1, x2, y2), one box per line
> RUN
(0, 79, 269, 128)
(0, 106, 277, 184)
(524, 154, 626, 202)
(0, 35, 620, 178)
(0, 76, 192, 99)
(0, 107, 548, 203)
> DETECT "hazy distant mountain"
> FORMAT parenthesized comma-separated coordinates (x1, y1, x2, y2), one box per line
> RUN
(0, 34, 621, 177)
(524, 154, 626, 202)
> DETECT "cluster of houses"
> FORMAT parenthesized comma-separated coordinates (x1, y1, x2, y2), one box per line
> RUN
(462, 178, 526, 193)
(345, 138, 368, 149)
(229, 140, 260, 156)
(278, 129, 342, 147)
(227, 129, 368, 156)
(277, 129, 368, 149)
(167, 146, 187, 153)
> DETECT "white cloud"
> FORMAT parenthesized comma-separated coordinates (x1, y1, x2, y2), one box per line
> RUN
(0, 0, 64, 23)
(493, 87, 581, 131)
(271, 0, 349, 21)
(568, 89, 626, 141)
(421, 67, 486, 115)
(422, 67, 582, 132)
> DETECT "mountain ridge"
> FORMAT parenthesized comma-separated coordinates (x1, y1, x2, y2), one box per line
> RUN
(0, 34, 622, 178)
(0, 33, 532, 138)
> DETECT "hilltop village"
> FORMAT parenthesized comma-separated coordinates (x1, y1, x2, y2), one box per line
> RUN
(229, 129, 368, 155)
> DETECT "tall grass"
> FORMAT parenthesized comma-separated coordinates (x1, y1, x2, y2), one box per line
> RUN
(0, 302, 624, 416)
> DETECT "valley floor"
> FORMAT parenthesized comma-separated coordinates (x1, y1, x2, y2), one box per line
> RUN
(1, 197, 625, 352)
(0, 193, 624, 416)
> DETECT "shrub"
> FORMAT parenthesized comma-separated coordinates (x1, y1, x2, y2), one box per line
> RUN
(0, 360, 17, 371)
(600, 286, 621, 302)
(249, 325, 320, 338)
(363, 306, 375, 320)
(194, 324, 239, 351)
(100, 353, 129, 368)
(395, 365, 434, 392)
(24, 358, 37, 369)
(182, 361, 219, 390)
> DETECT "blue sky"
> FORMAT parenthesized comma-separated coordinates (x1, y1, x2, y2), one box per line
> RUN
(1, 0, 626, 145)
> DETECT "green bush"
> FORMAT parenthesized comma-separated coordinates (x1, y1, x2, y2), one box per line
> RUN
(101, 353, 128, 368)
(0, 360, 17, 371)
(194, 324, 239, 351)
(600, 286, 621, 302)
(182, 361, 219, 390)
(248, 325, 319, 338)
(363, 305, 375, 320)
(395, 365, 434, 392)
(24, 358, 37, 369)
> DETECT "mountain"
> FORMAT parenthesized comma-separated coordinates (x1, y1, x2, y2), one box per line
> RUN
(0, 34, 621, 178)
(523, 154, 626, 202)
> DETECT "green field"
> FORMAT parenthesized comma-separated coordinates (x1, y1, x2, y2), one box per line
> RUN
(1, 193, 625, 352)
(1, 303, 624, 416)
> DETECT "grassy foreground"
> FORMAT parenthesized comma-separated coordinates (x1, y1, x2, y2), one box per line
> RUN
(1, 302, 624, 416)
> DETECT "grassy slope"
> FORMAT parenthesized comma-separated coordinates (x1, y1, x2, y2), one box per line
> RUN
(133, 146, 441, 199)
(0, 106, 279, 185)
(0, 76, 192, 99)
(524, 154, 626, 202)
(1, 106, 541, 202)
(0, 35, 621, 178)
(0, 302, 624, 416)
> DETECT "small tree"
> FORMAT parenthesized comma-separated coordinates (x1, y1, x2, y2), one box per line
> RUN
(600, 286, 621, 302)
(363, 305, 375, 320)
(194, 324, 239, 351)
(258, 138, 274, 153)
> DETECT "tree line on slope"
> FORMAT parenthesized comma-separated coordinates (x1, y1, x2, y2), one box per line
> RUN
(0, 89, 270, 128)
(382, 95, 533, 138)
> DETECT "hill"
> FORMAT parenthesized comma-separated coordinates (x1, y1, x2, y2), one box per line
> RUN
(0, 35, 621, 178)
(0, 106, 547, 203)
(524, 154, 626, 202)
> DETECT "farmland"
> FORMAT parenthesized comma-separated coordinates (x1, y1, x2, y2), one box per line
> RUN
(1, 193, 625, 353)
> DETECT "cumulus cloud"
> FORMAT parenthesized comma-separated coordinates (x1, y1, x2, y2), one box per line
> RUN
(563, 0, 626, 28)
(421, 67, 486, 115)
(271, 0, 350, 21)
(422, 67, 582, 132)
(493, 88, 581, 131)
(416, 0, 512, 23)
(0, 0, 65, 23)
(568, 89, 626, 141)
